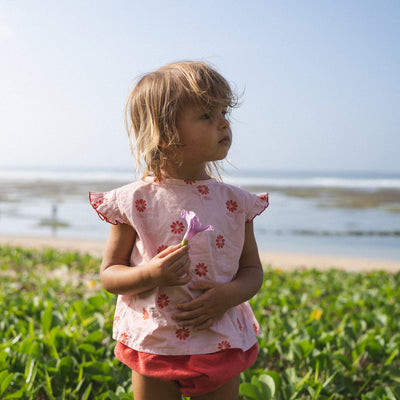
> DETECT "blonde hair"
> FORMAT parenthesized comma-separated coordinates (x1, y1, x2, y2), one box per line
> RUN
(125, 61, 238, 180)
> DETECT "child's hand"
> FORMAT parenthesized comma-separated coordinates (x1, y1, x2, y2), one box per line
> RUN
(173, 280, 231, 330)
(150, 244, 192, 287)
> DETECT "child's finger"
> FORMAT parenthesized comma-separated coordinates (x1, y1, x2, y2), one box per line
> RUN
(173, 303, 205, 321)
(156, 243, 183, 257)
(172, 257, 191, 274)
(174, 310, 209, 326)
(188, 280, 216, 291)
(175, 296, 203, 312)
(160, 244, 189, 263)
(174, 271, 192, 286)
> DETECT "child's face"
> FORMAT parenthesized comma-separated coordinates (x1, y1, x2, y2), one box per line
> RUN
(175, 106, 232, 166)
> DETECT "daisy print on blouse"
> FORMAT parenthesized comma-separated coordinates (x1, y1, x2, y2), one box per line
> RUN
(197, 185, 209, 196)
(218, 340, 231, 350)
(176, 327, 190, 341)
(195, 185, 212, 200)
(135, 198, 147, 212)
(156, 294, 170, 309)
(216, 234, 225, 249)
(194, 262, 208, 277)
(157, 244, 168, 254)
(226, 200, 238, 213)
(170, 221, 184, 235)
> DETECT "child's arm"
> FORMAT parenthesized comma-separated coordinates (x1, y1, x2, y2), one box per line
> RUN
(100, 223, 192, 296)
(173, 221, 263, 330)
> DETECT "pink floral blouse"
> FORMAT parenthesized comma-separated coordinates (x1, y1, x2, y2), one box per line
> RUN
(89, 177, 268, 355)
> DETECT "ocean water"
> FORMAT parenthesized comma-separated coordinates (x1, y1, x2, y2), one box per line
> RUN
(1, 167, 399, 261)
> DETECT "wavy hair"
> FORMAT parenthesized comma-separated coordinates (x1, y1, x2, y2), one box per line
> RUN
(125, 61, 238, 180)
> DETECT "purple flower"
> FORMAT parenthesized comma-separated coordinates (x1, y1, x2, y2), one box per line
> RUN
(180, 210, 214, 246)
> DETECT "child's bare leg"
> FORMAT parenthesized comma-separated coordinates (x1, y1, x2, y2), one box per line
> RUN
(191, 375, 240, 400)
(132, 370, 181, 400)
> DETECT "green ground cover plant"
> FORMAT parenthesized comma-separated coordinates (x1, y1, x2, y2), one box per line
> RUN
(1, 246, 399, 399)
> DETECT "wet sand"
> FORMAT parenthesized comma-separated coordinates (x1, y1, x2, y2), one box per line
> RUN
(1, 235, 398, 273)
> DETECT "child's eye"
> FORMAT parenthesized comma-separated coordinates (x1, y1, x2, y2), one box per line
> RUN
(200, 113, 212, 120)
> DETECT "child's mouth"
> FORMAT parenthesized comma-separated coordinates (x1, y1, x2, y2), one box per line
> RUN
(219, 137, 230, 145)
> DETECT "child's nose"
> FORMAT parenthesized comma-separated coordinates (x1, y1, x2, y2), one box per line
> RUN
(218, 114, 230, 129)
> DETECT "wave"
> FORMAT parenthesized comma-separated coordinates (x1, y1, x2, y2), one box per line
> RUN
(224, 176, 400, 190)
(1, 167, 400, 190)
(0, 168, 135, 183)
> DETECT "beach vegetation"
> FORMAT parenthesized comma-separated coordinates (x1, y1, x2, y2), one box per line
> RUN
(38, 219, 70, 229)
(1, 246, 400, 399)
(276, 187, 400, 212)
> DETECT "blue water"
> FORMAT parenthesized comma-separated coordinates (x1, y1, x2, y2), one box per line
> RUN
(1, 167, 399, 261)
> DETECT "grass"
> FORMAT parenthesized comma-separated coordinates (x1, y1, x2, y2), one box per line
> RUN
(1, 246, 400, 399)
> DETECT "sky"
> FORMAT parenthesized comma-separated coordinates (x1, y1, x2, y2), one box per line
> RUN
(1, 0, 399, 174)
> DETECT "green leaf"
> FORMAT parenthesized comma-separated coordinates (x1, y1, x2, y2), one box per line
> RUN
(105, 391, 120, 400)
(298, 339, 315, 358)
(361, 393, 381, 400)
(3, 388, 26, 399)
(85, 331, 103, 343)
(84, 361, 111, 376)
(0, 352, 7, 370)
(264, 370, 282, 392)
(310, 353, 331, 370)
(78, 344, 96, 354)
(25, 359, 38, 392)
(367, 339, 384, 360)
(41, 302, 53, 335)
(57, 356, 75, 376)
(88, 295, 106, 308)
(43, 368, 55, 400)
(384, 386, 398, 400)
(0, 371, 13, 396)
(91, 374, 113, 382)
(259, 374, 275, 397)
(81, 383, 92, 400)
(385, 348, 399, 366)
(239, 382, 263, 400)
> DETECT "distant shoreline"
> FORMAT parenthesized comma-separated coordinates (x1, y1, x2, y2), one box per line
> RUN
(1, 167, 400, 190)
(2, 175, 400, 212)
(1, 235, 399, 273)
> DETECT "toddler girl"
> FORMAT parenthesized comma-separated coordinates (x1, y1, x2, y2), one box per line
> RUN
(89, 61, 268, 400)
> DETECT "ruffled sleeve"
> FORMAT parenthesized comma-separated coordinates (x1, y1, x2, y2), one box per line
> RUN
(89, 190, 127, 225)
(245, 192, 269, 223)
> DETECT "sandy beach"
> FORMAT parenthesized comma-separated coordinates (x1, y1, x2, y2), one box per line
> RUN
(1, 235, 399, 273)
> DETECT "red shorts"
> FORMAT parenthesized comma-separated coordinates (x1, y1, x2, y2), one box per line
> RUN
(115, 342, 258, 397)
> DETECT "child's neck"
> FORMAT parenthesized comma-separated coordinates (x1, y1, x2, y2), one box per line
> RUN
(161, 164, 210, 181)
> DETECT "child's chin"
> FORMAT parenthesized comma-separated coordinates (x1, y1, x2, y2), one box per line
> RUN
(216, 153, 229, 161)
(213, 151, 230, 161)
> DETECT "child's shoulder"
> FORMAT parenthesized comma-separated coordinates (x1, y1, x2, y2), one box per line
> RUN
(111, 177, 155, 194)
(216, 180, 269, 207)
(215, 180, 254, 196)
